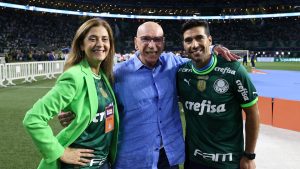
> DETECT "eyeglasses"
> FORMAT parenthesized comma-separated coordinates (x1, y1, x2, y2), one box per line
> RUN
(137, 36, 164, 44)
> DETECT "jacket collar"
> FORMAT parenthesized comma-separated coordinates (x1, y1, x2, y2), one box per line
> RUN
(79, 58, 93, 76)
(79, 58, 98, 122)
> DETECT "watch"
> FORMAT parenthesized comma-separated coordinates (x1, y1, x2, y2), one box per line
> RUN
(243, 152, 256, 160)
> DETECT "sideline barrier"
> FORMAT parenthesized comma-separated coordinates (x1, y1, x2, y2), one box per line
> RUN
(5, 62, 31, 85)
(243, 97, 300, 132)
(31, 61, 64, 81)
(1, 61, 65, 86)
(0, 64, 6, 87)
(257, 97, 273, 125)
(242, 96, 272, 125)
(50, 61, 65, 78)
(30, 61, 54, 81)
(273, 98, 300, 132)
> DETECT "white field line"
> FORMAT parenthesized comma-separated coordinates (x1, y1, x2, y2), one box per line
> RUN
(8, 86, 53, 89)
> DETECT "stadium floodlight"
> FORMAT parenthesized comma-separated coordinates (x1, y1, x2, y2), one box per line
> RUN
(263, 51, 265, 54)
(276, 51, 279, 55)
(1, 2, 300, 20)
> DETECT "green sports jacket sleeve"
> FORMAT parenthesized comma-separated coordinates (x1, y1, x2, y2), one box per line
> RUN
(23, 68, 80, 163)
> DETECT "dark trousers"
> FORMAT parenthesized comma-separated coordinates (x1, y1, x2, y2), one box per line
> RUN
(251, 60, 255, 68)
(100, 161, 110, 169)
(158, 148, 179, 169)
(60, 160, 110, 169)
(184, 160, 240, 169)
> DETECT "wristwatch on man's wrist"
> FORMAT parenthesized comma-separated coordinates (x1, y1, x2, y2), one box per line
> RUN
(243, 152, 256, 160)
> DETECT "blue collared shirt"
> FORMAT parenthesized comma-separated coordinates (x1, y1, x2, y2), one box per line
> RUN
(113, 52, 188, 169)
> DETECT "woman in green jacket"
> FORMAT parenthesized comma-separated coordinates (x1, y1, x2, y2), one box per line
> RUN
(23, 18, 119, 169)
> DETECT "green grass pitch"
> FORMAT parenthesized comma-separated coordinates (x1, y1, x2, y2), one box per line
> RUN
(0, 78, 62, 168)
(244, 61, 300, 71)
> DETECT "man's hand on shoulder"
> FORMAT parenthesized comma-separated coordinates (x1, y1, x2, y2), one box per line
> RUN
(213, 45, 240, 61)
(58, 112, 75, 127)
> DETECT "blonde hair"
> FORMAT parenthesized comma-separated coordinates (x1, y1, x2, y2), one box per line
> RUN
(64, 18, 115, 83)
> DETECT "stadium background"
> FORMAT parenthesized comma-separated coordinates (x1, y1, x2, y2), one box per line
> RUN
(1, 0, 300, 60)
(0, 0, 300, 169)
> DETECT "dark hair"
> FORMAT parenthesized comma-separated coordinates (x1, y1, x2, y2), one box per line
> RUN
(181, 20, 210, 36)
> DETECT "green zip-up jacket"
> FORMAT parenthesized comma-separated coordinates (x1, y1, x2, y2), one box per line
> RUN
(23, 59, 119, 169)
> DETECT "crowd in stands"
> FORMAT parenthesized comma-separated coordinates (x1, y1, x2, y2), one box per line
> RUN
(0, 8, 80, 62)
(220, 4, 299, 15)
(1, 8, 300, 63)
(210, 19, 300, 41)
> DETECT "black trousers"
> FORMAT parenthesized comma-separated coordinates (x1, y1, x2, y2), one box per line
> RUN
(184, 160, 240, 169)
(158, 148, 179, 169)
(60, 160, 110, 169)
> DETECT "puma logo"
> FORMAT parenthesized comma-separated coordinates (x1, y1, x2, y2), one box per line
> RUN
(184, 78, 191, 86)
